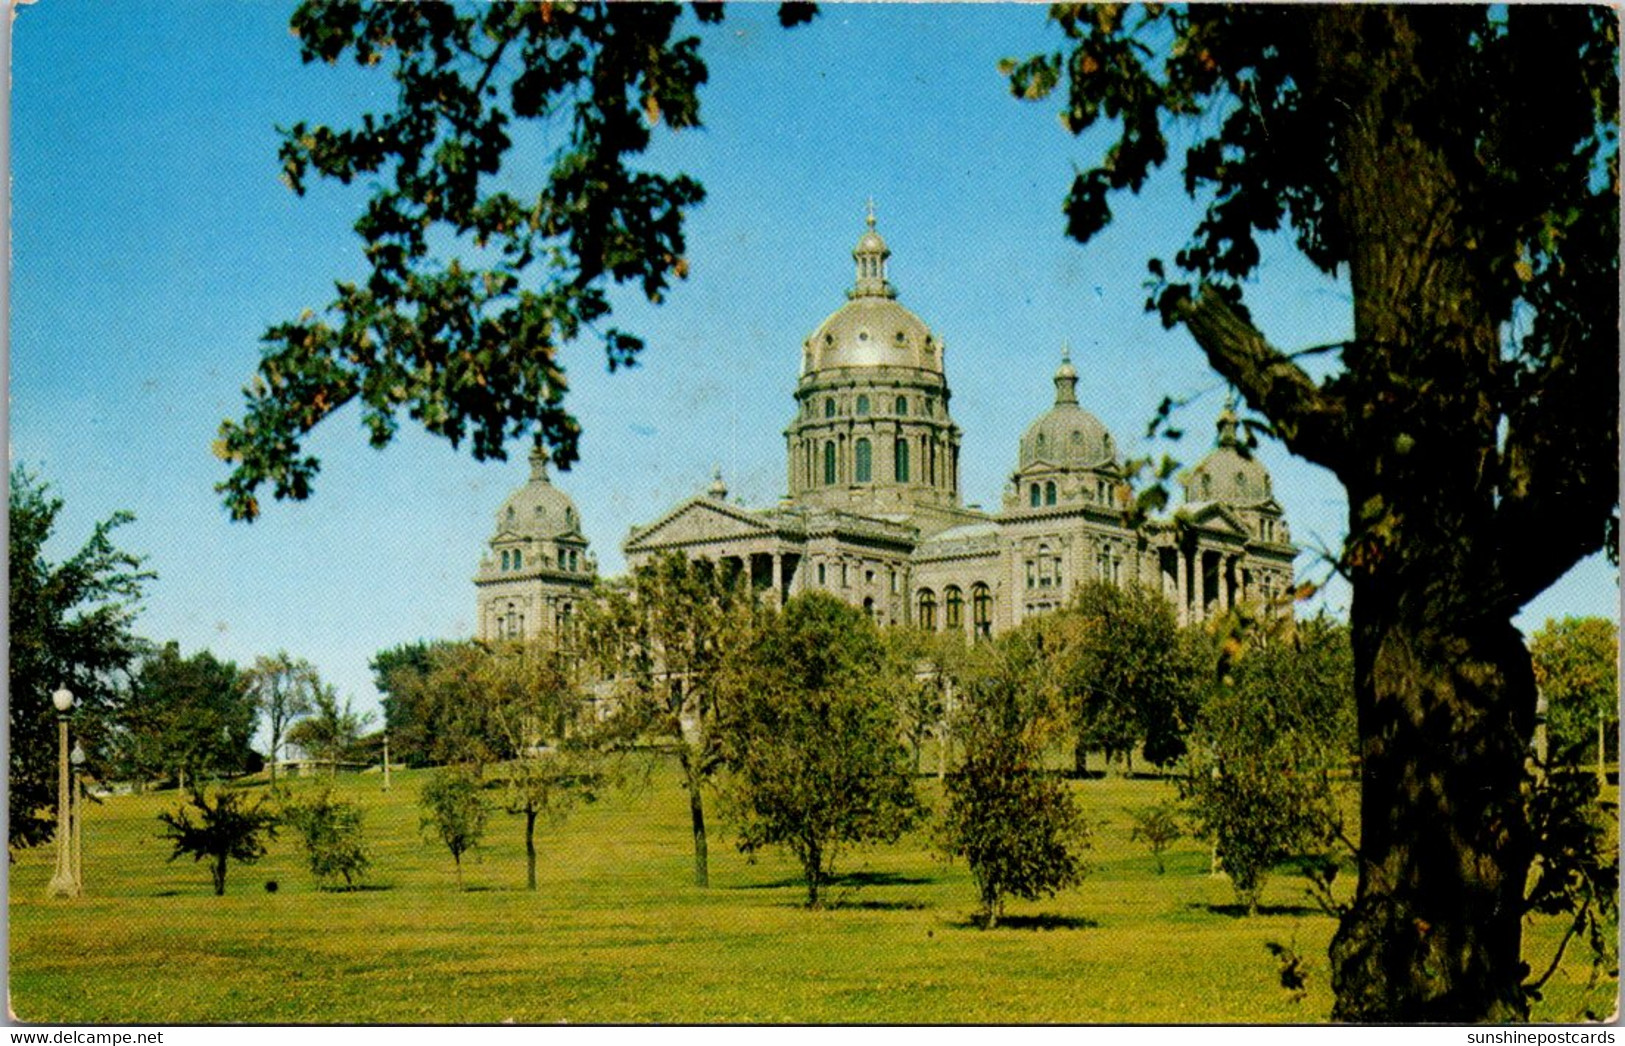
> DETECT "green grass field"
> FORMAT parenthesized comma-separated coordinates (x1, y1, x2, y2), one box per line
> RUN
(9, 760, 1616, 1024)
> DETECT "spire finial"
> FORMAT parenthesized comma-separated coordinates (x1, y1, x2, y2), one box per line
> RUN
(528, 445, 550, 482)
(707, 466, 728, 500)
(866, 197, 877, 229)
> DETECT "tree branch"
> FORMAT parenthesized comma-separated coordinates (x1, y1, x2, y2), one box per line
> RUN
(1176, 284, 1351, 475)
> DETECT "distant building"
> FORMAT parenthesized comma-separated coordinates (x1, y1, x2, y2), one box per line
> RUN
(479, 209, 1296, 641)
(472, 449, 595, 642)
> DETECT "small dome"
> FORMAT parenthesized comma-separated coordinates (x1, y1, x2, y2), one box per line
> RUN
(1018, 349, 1116, 470)
(1182, 406, 1273, 505)
(491, 448, 584, 541)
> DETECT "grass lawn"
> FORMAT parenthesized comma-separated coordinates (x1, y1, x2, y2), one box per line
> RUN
(9, 760, 1616, 1024)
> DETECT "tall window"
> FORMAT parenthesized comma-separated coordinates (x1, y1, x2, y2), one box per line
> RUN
(855, 438, 872, 483)
(514, 549, 523, 570)
(856, 394, 870, 416)
(1030, 483, 1041, 508)
(894, 438, 910, 482)
(1045, 481, 1057, 506)
(944, 586, 964, 630)
(824, 398, 836, 418)
(824, 441, 837, 485)
(558, 548, 567, 569)
(895, 395, 908, 416)
(1037, 544, 1055, 588)
(972, 583, 992, 639)
(501, 550, 511, 570)
(917, 588, 937, 630)
(568, 549, 578, 571)
(818, 562, 827, 586)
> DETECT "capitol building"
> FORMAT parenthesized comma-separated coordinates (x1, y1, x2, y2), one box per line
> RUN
(474, 211, 1296, 643)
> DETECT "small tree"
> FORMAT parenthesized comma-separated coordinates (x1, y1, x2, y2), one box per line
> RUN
(720, 593, 920, 908)
(940, 634, 1090, 928)
(157, 787, 279, 896)
(1128, 801, 1183, 875)
(282, 787, 370, 890)
(418, 769, 488, 890)
(1183, 617, 1352, 913)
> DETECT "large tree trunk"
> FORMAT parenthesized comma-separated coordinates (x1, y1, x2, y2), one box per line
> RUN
(677, 745, 709, 888)
(1330, 588, 1537, 1021)
(212, 853, 227, 896)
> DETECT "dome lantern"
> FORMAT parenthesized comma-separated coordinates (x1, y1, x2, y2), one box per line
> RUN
(850, 199, 896, 300)
(1054, 344, 1079, 406)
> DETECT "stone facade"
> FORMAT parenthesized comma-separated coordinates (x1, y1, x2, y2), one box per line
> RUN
(483, 209, 1297, 643)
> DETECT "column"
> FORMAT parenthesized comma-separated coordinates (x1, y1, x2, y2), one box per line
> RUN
(771, 554, 783, 605)
(1173, 547, 1187, 627)
(1218, 555, 1231, 615)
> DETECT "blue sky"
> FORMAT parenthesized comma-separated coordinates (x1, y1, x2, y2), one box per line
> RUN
(11, 1, 1616, 729)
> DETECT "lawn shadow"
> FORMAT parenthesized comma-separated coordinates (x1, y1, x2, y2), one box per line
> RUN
(323, 883, 394, 893)
(950, 913, 1100, 931)
(1194, 902, 1323, 918)
(732, 870, 936, 891)
(775, 898, 930, 911)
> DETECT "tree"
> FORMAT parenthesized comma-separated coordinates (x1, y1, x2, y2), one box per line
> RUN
(115, 642, 259, 791)
(245, 651, 320, 788)
(157, 787, 279, 896)
(1182, 617, 1354, 914)
(418, 768, 488, 889)
(1128, 801, 1182, 875)
(584, 552, 759, 888)
(1530, 617, 1618, 770)
(719, 593, 919, 908)
(282, 786, 371, 889)
(1010, 5, 1617, 1020)
(217, 1, 814, 521)
(371, 640, 451, 767)
(285, 685, 372, 774)
(480, 639, 625, 891)
(8, 467, 149, 851)
(940, 632, 1090, 928)
(1056, 581, 1196, 773)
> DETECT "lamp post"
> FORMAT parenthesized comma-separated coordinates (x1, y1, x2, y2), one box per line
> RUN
(47, 686, 79, 898)
(70, 740, 85, 894)
(382, 731, 391, 792)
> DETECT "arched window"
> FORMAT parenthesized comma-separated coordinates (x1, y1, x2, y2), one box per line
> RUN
(1071, 429, 1083, 447)
(568, 550, 578, 571)
(1202, 473, 1213, 499)
(917, 589, 937, 631)
(514, 549, 524, 570)
(944, 586, 963, 630)
(824, 441, 837, 485)
(1236, 472, 1248, 495)
(501, 550, 510, 570)
(1045, 481, 1057, 506)
(558, 548, 567, 569)
(856, 394, 870, 416)
(895, 395, 908, 416)
(972, 583, 992, 639)
(1030, 483, 1041, 507)
(824, 398, 836, 418)
(855, 438, 872, 483)
(894, 439, 910, 482)
(1036, 432, 1047, 456)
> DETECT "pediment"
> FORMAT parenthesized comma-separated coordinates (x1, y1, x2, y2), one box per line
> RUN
(625, 498, 774, 551)
(1179, 502, 1251, 537)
